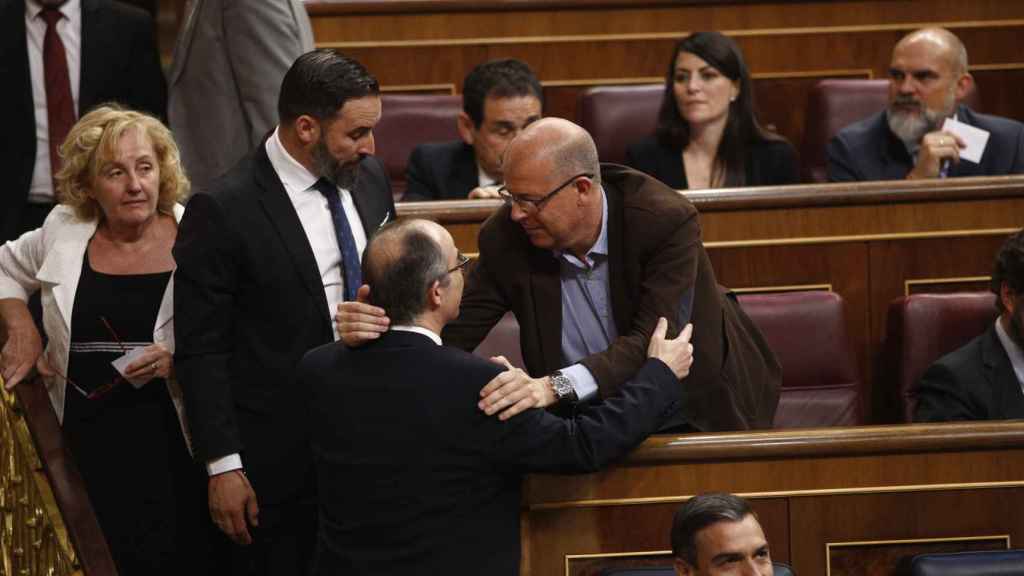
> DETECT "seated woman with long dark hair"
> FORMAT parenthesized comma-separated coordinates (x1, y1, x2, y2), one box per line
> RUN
(626, 32, 799, 189)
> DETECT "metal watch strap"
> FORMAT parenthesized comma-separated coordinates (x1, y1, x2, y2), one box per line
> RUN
(550, 370, 578, 404)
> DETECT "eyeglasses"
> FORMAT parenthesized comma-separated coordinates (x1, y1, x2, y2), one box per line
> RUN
(447, 253, 471, 275)
(497, 172, 593, 214)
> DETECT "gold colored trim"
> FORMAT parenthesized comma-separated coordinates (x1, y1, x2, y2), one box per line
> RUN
(564, 550, 673, 576)
(528, 480, 1024, 511)
(542, 77, 661, 88)
(904, 276, 991, 296)
(969, 63, 1024, 72)
(317, 20, 1024, 50)
(704, 228, 1021, 249)
(731, 283, 832, 294)
(750, 69, 873, 80)
(381, 83, 457, 94)
(825, 535, 1010, 576)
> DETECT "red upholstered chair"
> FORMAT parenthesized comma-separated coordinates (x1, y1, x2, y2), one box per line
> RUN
(375, 93, 462, 200)
(799, 79, 890, 182)
(472, 312, 526, 370)
(881, 292, 998, 423)
(577, 84, 663, 165)
(736, 291, 862, 428)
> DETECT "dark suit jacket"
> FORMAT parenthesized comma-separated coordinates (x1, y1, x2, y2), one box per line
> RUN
(403, 140, 480, 201)
(624, 135, 799, 189)
(914, 323, 1024, 422)
(443, 163, 780, 432)
(300, 330, 682, 575)
(826, 105, 1024, 182)
(1, 0, 167, 241)
(173, 143, 394, 507)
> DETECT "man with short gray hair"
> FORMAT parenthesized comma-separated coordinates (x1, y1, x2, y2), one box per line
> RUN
(828, 27, 1024, 181)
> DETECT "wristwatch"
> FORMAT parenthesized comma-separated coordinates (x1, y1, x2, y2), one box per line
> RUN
(549, 371, 578, 404)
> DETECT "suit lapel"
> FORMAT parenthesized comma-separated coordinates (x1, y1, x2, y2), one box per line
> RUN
(983, 324, 1024, 418)
(350, 158, 390, 237)
(77, 0, 102, 115)
(602, 178, 631, 335)
(452, 144, 481, 195)
(252, 146, 331, 320)
(879, 119, 915, 180)
(4, 1, 36, 195)
(528, 246, 563, 374)
(168, 0, 202, 85)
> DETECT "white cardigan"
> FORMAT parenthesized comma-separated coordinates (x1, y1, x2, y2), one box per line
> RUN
(0, 205, 187, 442)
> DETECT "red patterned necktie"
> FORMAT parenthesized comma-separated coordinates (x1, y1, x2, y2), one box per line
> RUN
(40, 6, 76, 188)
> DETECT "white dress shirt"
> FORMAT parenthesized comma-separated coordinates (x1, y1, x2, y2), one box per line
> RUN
(391, 325, 443, 346)
(207, 128, 369, 477)
(25, 0, 82, 204)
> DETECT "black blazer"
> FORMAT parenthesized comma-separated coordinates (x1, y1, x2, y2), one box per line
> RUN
(624, 135, 799, 189)
(300, 330, 682, 576)
(827, 105, 1024, 182)
(0, 0, 167, 241)
(914, 324, 1024, 422)
(403, 140, 480, 201)
(173, 143, 394, 506)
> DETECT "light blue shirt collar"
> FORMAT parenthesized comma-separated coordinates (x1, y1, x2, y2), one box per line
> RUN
(554, 187, 608, 269)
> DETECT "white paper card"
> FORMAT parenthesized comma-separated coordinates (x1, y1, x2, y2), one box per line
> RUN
(942, 117, 989, 164)
(111, 347, 150, 388)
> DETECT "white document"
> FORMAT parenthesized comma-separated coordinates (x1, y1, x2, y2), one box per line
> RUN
(942, 117, 990, 164)
(111, 347, 150, 388)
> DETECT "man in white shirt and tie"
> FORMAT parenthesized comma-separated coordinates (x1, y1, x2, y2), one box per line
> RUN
(173, 49, 394, 576)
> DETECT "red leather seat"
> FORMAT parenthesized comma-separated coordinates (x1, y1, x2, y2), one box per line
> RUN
(472, 312, 526, 370)
(577, 84, 663, 165)
(737, 291, 862, 428)
(881, 292, 998, 422)
(375, 94, 462, 201)
(799, 79, 890, 182)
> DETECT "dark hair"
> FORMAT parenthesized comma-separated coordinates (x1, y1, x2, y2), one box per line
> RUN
(362, 220, 451, 325)
(991, 229, 1024, 312)
(278, 49, 380, 124)
(462, 59, 544, 128)
(671, 493, 755, 567)
(655, 32, 779, 187)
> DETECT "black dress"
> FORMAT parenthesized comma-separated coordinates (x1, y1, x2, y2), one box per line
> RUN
(63, 255, 215, 575)
(624, 135, 801, 189)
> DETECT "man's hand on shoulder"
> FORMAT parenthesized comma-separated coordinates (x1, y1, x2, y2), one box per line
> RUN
(478, 356, 555, 421)
(208, 470, 259, 546)
(646, 318, 694, 380)
(468, 185, 503, 200)
(335, 284, 389, 346)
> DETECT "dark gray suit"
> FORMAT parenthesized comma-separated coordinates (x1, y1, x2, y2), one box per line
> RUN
(0, 0, 167, 241)
(914, 324, 1024, 422)
(827, 105, 1024, 182)
(403, 140, 480, 201)
(167, 0, 314, 194)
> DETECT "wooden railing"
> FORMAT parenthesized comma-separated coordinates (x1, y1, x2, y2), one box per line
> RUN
(0, 375, 116, 576)
(523, 421, 1024, 576)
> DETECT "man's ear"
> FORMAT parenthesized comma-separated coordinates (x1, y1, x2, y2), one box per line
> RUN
(457, 111, 477, 146)
(955, 72, 974, 103)
(674, 557, 695, 576)
(1001, 281, 1018, 316)
(426, 279, 444, 310)
(293, 115, 320, 146)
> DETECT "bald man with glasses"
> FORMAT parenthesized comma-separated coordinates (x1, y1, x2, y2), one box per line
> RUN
(340, 118, 779, 433)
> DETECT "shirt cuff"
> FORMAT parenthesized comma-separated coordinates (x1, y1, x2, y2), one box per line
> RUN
(561, 363, 598, 401)
(207, 453, 243, 476)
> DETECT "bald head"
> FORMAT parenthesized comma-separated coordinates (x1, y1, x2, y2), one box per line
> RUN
(504, 117, 600, 184)
(362, 219, 453, 325)
(896, 28, 968, 76)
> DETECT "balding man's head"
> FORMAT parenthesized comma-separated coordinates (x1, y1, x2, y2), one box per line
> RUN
(500, 119, 605, 258)
(362, 219, 459, 326)
(887, 27, 973, 145)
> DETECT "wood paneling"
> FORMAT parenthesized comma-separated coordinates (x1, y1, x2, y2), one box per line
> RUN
(301, 0, 1024, 151)
(523, 421, 1024, 576)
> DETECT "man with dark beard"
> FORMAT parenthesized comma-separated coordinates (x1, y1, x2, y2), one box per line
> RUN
(915, 229, 1024, 422)
(827, 28, 1024, 181)
(172, 49, 394, 575)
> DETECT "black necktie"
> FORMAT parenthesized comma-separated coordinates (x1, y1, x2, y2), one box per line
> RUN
(313, 179, 362, 301)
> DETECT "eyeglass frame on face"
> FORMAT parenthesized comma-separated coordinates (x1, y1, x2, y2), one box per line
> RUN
(447, 252, 471, 275)
(497, 172, 594, 214)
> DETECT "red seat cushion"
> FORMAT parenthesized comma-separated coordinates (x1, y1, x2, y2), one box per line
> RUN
(375, 94, 462, 200)
(577, 84, 663, 165)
